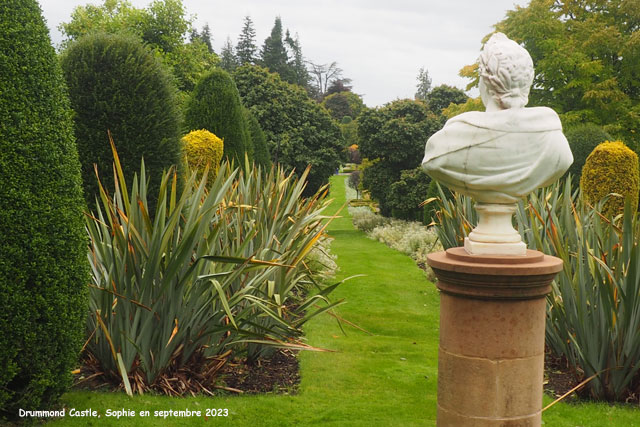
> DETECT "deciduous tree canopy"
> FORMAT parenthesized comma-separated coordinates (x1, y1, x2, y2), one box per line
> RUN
(494, 0, 640, 145)
(233, 65, 343, 195)
(358, 99, 440, 215)
(60, 0, 217, 92)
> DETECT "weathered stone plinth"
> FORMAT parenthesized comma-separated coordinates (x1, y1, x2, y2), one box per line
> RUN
(427, 248, 562, 427)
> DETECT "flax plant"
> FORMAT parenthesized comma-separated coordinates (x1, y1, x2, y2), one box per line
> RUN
(208, 159, 345, 362)
(518, 180, 640, 401)
(86, 146, 343, 394)
(429, 182, 476, 249)
(433, 177, 640, 400)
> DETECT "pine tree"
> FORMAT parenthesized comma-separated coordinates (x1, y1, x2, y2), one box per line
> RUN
(285, 30, 310, 89)
(236, 15, 257, 65)
(261, 16, 292, 81)
(220, 36, 238, 72)
(189, 24, 213, 53)
(415, 67, 432, 101)
(200, 23, 213, 53)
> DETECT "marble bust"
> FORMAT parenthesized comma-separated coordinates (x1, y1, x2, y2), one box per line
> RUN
(422, 33, 573, 255)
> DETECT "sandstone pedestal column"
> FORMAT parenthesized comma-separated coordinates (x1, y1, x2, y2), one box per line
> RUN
(427, 248, 562, 427)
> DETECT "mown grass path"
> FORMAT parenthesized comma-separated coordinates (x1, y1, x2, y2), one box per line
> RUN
(50, 175, 639, 426)
(51, 175, 438, 426)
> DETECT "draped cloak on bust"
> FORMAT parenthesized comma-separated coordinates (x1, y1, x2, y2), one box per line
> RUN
(422, 106, 573, 204)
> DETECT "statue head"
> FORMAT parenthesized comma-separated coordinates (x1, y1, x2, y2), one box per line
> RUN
(478, 33, 534, 110)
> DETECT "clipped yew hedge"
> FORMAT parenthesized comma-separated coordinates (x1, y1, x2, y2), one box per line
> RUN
(0, 0, 89, 418)
(61, 32, 183, 206)
(245, 109, 271, 169)
(184, 69, 252, 165)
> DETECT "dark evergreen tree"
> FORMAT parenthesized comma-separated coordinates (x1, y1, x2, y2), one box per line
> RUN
(284, 30, 310, 88)
(199, 23, 213, 53)
(261, 17, 293, 82)
(61, 32, 183, 208)
(190, 23, 214, 53)
(245, 109, 271, 168)
(415, 67, 432, 101)
(565, 123, 612, 181)
(326, 78, 353, 95)
(322, 91, 365, 121)
(220, 36, 239, 72)
(0, 0, 89, 417)
(184, 69, 251, 165)
(359, 99, 440, 216)
(236, 15, 257, 65)
(388, 168, 432, 222)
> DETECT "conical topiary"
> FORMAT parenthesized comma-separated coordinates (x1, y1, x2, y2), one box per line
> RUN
(0, 0, 89, 417)
(580, 141, 639, 218)
(61, 32, 183, 208)
(245, 109, 271, 169)
(183, 69, 251, 165)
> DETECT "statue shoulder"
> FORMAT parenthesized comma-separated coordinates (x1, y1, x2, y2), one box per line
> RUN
(439, 107, 563, 133)
(445, 111, 485, 126)
(524, 106, 562, 129)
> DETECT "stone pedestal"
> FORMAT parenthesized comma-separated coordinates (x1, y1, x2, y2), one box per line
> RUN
(427, 248, 562, 427)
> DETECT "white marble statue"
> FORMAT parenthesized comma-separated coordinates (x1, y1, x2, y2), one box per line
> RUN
(422, 33, 573, 255)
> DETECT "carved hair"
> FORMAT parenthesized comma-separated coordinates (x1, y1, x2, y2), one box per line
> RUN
(479, 33, 534, 109)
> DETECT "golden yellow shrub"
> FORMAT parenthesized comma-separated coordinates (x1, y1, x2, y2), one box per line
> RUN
(181, 129, 224, 185)
(580, 140, 639, 219)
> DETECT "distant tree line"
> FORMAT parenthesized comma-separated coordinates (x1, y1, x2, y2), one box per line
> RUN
(58, 0, 355, 197)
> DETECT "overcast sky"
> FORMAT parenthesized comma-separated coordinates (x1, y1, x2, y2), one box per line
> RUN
(40, 0, 525, 107)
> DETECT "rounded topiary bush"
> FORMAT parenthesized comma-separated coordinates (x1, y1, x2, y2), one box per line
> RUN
(184, 69, 251, 165)
(60, 32, 183, 206)
(0, 0, 89, 418)
(580, 141, 639, 218)
(245, 109, 271, 169)
(564, 123, 611, 180)
(182, 129, 224, 184)
(388, 167, 431, 222)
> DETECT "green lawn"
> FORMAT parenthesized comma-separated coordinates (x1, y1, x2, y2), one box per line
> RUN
(47, 175, 639, 426)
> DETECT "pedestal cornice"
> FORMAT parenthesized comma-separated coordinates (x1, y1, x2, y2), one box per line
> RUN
(427, 247, 563, 300)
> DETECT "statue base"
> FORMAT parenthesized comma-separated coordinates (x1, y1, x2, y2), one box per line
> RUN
(466, 203, 526, 256)
(464, 237, 527, 256)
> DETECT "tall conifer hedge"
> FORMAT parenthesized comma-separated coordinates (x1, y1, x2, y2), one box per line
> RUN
(0, 0, 89, 417)
(245, 109, 271, 169)
(184, 69, 252, 165)
(61, 32, 183, 206)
